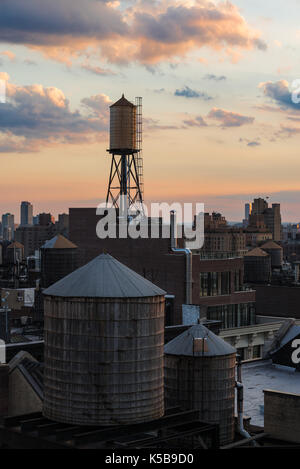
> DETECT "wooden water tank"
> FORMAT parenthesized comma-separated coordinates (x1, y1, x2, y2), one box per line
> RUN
(43, 253, 166, 425)
(109, 94, 136, 152)
(164, 325, 236, 445)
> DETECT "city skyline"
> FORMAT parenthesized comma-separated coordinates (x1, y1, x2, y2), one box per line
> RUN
(1, 0, 300, 221)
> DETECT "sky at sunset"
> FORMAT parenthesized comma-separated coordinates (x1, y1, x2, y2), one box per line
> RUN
(1, 0, 300, 222)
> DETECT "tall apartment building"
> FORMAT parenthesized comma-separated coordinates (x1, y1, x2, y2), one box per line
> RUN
(249, 198, 282, 242)
(38, 213, 55, 226)
(2, 213, 15, 241)
(15, 224, 58, 257)
(245, 203, 252, 220)
(56, 213, 69, 237)
(264, 203, 281, 242)
(20, 201, 33, 226)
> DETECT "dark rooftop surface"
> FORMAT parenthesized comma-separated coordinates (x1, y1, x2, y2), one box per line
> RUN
(242, 359, 300, 427)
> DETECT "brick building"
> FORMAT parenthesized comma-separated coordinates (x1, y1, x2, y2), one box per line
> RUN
(69, 208, 255, 327)
(195, 212, 247, 258)
(15, 225, 58, 257)
(249, 198, 282, 242)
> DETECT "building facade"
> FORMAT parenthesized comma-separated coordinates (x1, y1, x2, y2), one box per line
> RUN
(1, 213, 15, 241)
(69, 208, 255, 328)
(15, 225, 58, 257)
(20, 202, 33, 227)
(249, 198, 282, 242)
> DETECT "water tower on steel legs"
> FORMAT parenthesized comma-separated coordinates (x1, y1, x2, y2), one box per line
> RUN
(106, 95, 144, 214)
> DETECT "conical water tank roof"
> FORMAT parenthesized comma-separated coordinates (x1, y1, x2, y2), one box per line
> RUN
(110, 94, 135, 107)
(41, 234, 77, 249)
(7, 241, 24, 249)
(164, 324, 236, 357)
(261, 240, 282, 250)
(43, 252, 166, 298)
(244, 247, 269, 257)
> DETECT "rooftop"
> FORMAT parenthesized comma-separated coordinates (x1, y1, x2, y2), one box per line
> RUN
(242, 359, 300, 427)
(8, 351, 43, 400)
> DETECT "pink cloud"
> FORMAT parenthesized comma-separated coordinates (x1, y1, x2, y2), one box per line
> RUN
(207, 108, 255, 127)
(0, 0, 266, 65)
(0, 76, 111, 152)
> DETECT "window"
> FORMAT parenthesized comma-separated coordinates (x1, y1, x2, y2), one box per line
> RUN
(199, 272, 208, 297)
(252, 345, 261, 359)
(207, 302, 256, 329)
(237, 348, 246, 360)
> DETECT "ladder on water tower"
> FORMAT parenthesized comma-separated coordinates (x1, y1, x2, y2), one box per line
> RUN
(135, 97, 144, 204)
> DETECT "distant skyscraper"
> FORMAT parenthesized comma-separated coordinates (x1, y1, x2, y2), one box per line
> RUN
(249, 198, 282, 241)
(20, 201, 33, 226)
(245, 203, 252, 221)
(33, 215, 40, 225)
(2, 213, 15, 241)
(38, 213, 54, 226)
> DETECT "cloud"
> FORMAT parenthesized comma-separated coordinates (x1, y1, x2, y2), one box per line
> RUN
(183, 115, 208, 127)
(81, 93, 111, 118)
(239, 137, 261, 147)
(247, 140, 260, 147)
(143, 117, 182, 131)
(207, 107, 255, 127)
(258, 81, 300, 140)
(23, 59, 37, 66)
(0, 72, 10, 82)
(203, 74, 226, 81)
(0, 75, 111, 152)
(81, 63, 116, 76)
(0, 50, 16, 61)
(0, 0, 266, 65)
(277, 125, 300, 137)
(175, 86, 213, 100)
(259, 80, 299, 111)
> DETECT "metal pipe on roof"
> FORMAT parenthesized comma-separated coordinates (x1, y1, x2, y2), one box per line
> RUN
(236, 355, 258, 445)
(170, 211, 192, 304)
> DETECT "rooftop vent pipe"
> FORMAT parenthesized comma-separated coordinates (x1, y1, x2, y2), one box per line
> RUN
(236, 355, 257, 446)
(170, 210, 192, 304)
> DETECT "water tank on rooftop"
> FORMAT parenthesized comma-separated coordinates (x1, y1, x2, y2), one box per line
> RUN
(244, 247, 271, 283)
(6, 241, 24, 263)
(164, 324, 236, 445)
(43, 253, 166, 426)
(40, 234, 79, 288)
(261, 241, 283, 268)
(109, 94, 137, 153)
